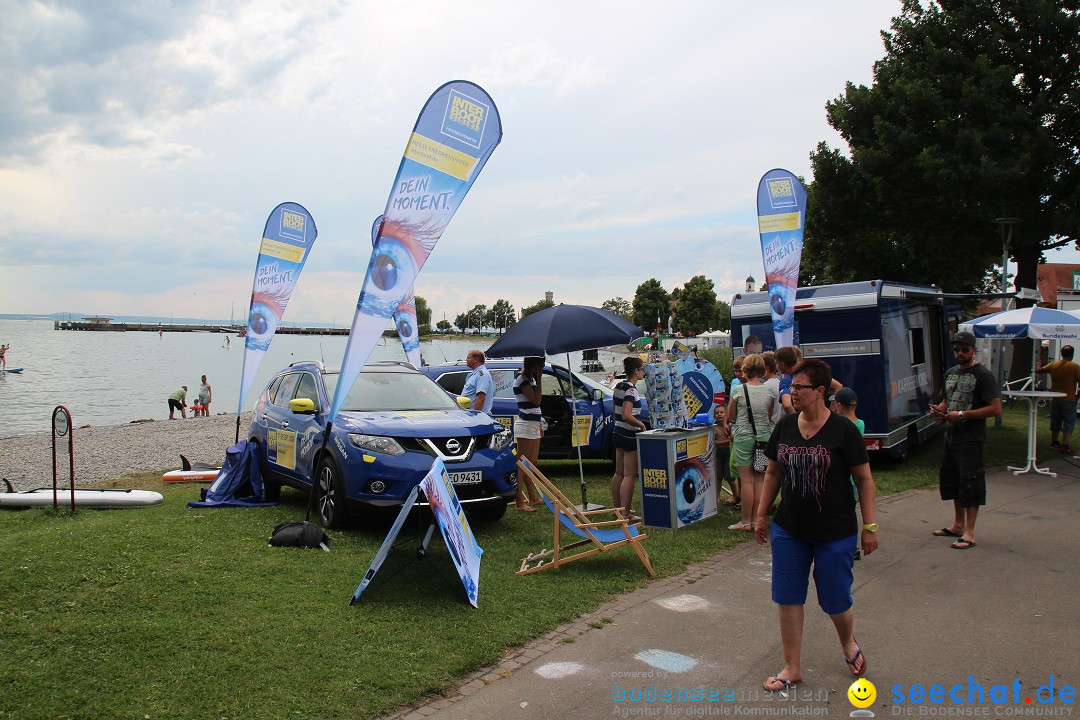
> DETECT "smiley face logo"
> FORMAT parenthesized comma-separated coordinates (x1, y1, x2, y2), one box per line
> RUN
(848, 678, 876, 708)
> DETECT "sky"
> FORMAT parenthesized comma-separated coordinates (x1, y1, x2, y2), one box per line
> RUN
(0, 0, 979, 325)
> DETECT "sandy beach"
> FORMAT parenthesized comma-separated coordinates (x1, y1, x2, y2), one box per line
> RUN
(1, 413, 252, 490)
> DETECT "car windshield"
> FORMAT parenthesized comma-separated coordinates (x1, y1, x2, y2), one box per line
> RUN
(322, 370, 459, 412)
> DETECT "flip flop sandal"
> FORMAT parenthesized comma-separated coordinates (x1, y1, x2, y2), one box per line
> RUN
(951, 539, 977, 550)
(846, 640, 867, 677)
(932, 528, 963, 537)
(763, 674, 802, 692)
(515, 506, 537, 513)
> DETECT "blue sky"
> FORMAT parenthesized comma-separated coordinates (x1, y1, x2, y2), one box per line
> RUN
(2, 0, 1016, 324)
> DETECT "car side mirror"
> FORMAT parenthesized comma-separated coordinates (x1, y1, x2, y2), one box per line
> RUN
(289, 398, 316, 414)
(456, 395, 472, 410)
(593, 388, 603, 401)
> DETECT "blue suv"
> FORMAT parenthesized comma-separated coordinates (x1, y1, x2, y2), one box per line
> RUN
(421, 360, 649, 461)
(248, 360, 517, 528)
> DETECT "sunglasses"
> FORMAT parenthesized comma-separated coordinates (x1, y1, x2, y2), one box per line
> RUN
(790, 383, 819, 392)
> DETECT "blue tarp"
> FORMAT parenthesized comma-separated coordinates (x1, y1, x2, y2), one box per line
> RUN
(188, 440, 277, 508)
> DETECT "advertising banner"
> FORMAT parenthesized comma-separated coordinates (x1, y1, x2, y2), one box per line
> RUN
(236, 202, 318, 414)
(372, 215, 422, 368)
(756, 169, 807, 348)
(329, 81, 502, 420)
(419, 458, 483, 607)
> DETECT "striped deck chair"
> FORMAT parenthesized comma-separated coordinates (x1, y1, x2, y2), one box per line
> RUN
(516, 458, 655, 577)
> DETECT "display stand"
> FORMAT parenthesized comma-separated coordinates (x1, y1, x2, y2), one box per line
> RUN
(1003, 390, 1064, 477)
(636, 427, 717, 529)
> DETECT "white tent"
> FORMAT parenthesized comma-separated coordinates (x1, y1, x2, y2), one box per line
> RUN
(697, 331, 730, 350)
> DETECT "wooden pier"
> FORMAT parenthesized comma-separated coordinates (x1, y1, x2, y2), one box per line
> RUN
(54, 320, 349, 335)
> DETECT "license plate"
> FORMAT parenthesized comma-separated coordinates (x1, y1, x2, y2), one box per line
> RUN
(449, 471, 483, 485)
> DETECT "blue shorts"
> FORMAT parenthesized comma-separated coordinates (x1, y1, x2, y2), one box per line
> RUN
(770, 523, 857, 615)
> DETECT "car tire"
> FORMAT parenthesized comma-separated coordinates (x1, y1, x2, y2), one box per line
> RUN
(315, 455, 349, 529)
(469, 499, 509, 523)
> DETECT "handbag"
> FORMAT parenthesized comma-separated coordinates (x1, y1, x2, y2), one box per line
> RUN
(743, 384, 769, 473)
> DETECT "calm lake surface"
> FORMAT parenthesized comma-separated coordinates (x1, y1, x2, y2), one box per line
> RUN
(0, 320, 615, 437)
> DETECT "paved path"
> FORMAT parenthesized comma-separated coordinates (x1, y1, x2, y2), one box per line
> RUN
(385, 458, 1080, 719)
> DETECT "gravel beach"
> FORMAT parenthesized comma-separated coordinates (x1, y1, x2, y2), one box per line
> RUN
(1, 413, 252, 490)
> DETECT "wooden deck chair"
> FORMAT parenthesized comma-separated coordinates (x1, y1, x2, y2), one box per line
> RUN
(516, 458, 656, 577)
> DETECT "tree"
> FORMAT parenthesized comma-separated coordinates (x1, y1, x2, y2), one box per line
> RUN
(803, 0, 1080, 296)
(414, 296, 431, 326)
(671, 275, 720, 336)
(521, 297, 554, 318)
(467, 304, 487, 331)
(484, 299, 517, 333)
(453, 313, 468, 333)
(715, 299, 731, 331)
(436, 319, 452, 333)
(631, 278, 671, 332)
(601, 297, 633, 320)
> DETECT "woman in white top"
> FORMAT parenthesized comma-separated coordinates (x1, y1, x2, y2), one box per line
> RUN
(723, 353, 777, 531)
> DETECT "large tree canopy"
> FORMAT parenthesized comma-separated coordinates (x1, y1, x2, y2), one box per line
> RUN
(672, 275, 720, 335)
(803, 0, 1080, 294)
(631, 278, 671, 331)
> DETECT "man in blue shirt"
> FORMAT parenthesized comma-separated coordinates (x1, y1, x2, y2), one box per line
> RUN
(462, 350, 495, 413)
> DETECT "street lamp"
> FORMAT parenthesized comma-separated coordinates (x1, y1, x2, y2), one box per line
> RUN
(992, 217, 1022, 428)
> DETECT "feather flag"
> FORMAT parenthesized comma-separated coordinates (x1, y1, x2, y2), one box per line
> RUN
(756, 169, 806, 348)
(329, 81, 502, 420)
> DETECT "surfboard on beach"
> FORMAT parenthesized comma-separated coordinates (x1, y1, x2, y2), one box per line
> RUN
(163, 454, 222, 483)
(0, 488, 164, 509)
(1, 368, 23, 373)
(162, 468, 220, 483)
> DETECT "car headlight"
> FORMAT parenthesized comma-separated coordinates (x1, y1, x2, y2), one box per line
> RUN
(489, 425, 513, 451)
(348, 434, 406, 456)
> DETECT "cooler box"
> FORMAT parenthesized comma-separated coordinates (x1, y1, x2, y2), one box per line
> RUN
(636, 427, 717, 529)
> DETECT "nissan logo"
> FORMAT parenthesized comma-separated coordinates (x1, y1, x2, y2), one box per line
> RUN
(445, 439, 461, 454)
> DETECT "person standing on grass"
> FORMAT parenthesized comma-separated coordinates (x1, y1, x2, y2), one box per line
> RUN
(462, 350, 495, 414)
(610, 356, 648, 522)
(1034, 345, 1080, 453)
(513, 356, 545, 512)
(928, 331, 1001, 551)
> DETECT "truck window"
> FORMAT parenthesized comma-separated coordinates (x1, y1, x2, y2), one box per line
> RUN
(909, 328, 926, 365)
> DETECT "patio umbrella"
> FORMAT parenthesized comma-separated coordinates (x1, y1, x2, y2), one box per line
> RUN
(486, 304, 645, 509)
(960, 306, 1080, 387)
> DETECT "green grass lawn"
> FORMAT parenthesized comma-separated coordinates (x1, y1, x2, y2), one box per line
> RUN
(0, 407, 1041, 719)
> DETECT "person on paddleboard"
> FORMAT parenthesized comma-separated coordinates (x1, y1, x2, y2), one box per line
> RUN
(0, 343, 9, 370)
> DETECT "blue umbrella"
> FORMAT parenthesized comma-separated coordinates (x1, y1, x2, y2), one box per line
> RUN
(485, 304, 645, 510)
(485, 303, 645, 358)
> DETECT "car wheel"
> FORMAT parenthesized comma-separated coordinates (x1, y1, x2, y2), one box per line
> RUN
(469, 499, 508, 523)
(315, 456, 349, 529)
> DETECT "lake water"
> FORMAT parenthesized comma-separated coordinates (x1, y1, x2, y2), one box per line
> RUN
(0, 320, 616, 437)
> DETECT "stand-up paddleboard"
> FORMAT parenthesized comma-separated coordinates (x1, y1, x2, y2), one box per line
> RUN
(0, 488, 164, 509)
(163, 468, 220, 483)
(1, 368, 23, 374)
(163, 454, 221, 483)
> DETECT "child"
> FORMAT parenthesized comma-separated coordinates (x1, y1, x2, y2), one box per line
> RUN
(835, 387, 864, 557)
(714, 403, 739, 508)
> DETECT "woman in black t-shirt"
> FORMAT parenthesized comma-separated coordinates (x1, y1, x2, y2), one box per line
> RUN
(753, 359, 878, 693)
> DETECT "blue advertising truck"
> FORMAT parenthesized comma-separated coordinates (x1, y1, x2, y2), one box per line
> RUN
(730, 280, 963, 459)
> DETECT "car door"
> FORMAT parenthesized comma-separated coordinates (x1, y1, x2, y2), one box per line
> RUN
(289, 371, 327, 482)
(261, 372, 305, 484)
(555, 367, 608, 456)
